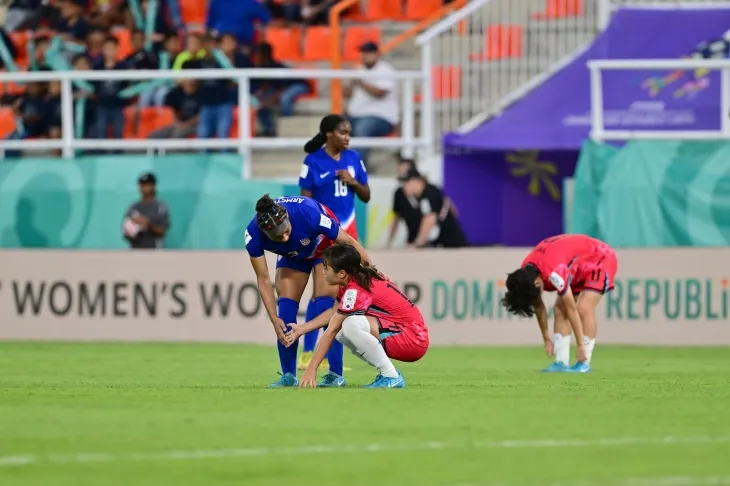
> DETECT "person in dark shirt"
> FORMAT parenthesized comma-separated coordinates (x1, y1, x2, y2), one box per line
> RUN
(253, 42, 310, 137)
(123, 172, 171, 249)
(46, 79, 62, 141)
(4, 80, 49, 157)
(57, 0, 91, 43)
(6, 0, 42, 32)
(85, 27, 107, 67)
(0, 28, 18, 70)
(30, 36, 52, 71)
(387, 157, 423, 248)
(148, 78, 201, 139)
(93, 36, 128, 140)
(194, 33, 252, 141)
(72, 54, 98, 140)
(399, 168, 468, 248)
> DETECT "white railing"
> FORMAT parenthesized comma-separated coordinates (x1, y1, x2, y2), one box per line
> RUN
(415, 0, 599, 147)
(588, 59, 730, 141)
(0, 68, 425, 179)
(598, 0, 730, 30)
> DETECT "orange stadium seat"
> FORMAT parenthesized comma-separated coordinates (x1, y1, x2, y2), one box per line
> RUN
(532, 0, 583, 19)
(265, 27, 301, 61)
(123, 107, 175, 138)
(469, 25, 524, 61)
(414, 66, 462, 101)
(363, 0, 402, 20)
(10, 31, 30, 67)
(404, 0, 441, 20)
(301, 27, 331, 61)
(230, 106, 257, 137)
(343, 26, 382, 61)
(180, 0, 208, 26)
(0, 107, 17, 138)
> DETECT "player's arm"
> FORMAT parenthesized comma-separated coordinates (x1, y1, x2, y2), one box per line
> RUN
(557, 288, 585, 345)
(249, 255, 279, 323)
(336, 228, 372, 266)
(300, 312, 346, 386)
(534, 297, 551, 343)
(297, 303, 338, 334)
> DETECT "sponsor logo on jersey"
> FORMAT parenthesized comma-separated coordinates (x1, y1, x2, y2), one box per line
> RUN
(549, 272, 566, 292)
(276, 197, 305, 204)
(342, 289, 357, 310)
(300, 238, 311, 246)
(320, 171, 330, 179)
(319, 214, 332, 229)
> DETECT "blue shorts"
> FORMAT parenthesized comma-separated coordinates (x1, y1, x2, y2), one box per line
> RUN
(275, 255, 322, 274)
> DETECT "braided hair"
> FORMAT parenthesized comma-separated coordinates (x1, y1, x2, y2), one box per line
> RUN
(255, 194, 288, 237)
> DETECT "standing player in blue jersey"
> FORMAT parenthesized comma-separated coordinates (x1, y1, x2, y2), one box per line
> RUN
(297, 114, 371, 371)
(245, 193, 371, 388)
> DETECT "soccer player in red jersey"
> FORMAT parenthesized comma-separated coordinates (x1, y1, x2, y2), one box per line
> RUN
(285, 244, 429, 388)
(501, 234, 618, 373)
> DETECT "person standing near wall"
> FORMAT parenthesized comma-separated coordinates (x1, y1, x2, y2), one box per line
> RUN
(122, 172, 170, 249)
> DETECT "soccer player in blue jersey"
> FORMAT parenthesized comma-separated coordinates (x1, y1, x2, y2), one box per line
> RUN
(245, 193, 371, 388)
(297, 114, 371, 371)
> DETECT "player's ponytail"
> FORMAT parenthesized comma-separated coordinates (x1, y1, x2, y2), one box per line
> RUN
(322, 243, 383, 291)
(303, 114, 348, 154)
(501, 265, 542, 318)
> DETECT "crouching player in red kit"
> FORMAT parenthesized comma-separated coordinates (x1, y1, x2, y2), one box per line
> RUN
(501, 234, 618, 373)
(285, 244, 429, 388)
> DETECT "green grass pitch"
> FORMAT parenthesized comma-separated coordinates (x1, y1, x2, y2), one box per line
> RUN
(1, 343, 729, 486)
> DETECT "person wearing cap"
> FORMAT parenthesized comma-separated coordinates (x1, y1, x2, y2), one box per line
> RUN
(399, 168, 468, 249)
(122, 173, 171, 249)
(387, 156, 422, 248)
(344, 41, 399, 168)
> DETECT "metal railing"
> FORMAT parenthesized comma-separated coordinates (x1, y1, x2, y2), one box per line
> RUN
(588, 58, 730, 141)
(0, 68, 426, 178)
(415, 0, 599, 148)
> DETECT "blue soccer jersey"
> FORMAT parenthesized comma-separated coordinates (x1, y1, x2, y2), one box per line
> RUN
(244, 196, 340, 261)
(298, 148, 368, 230)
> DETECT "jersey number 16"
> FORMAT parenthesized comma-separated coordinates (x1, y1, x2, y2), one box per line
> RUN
(334, 180, 349, 197)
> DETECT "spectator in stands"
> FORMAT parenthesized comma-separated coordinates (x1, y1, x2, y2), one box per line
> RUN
(263, 0, 300, 26)
(72, 54, 97, 139)
(93, 36, 128, 141)
(301, 0, 339, 25)
(192, 33, 252, 142)
(4, 79, 49, 158)
(86, 27, 107, 66)
(399, 168, 468, 248)
(46, 79, 62, 155)
(5, 0, 41, 32)
(133, 0, 174, 49)
(148, 77, 201, 140)
(56, 0, 91, 44)
(172, 32, 205, 71)
(0, 26, 18, 70)
(161, 32, 181, 61)
(125, 29, 165, 105)
(253, 42, 310, 137)
(205, 0, 270, 54)
(345, 42, 399, 166)
(123, 172, 170, 250)
(387, 157, 421, 249)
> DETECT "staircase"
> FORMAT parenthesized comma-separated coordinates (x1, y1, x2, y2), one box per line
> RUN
(252, 0, 601, 177)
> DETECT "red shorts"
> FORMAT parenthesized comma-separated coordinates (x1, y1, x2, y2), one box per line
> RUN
(375, 316, 429, 363)
(575, 250, 619, 294)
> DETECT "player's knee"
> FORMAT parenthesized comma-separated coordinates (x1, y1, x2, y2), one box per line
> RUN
(341, 314, 369, 339)
(335, 330, 345, 343)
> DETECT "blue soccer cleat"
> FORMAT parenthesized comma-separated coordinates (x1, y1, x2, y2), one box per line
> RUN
(569, 361, 592, 373)
(318, 372, 346, 388)
(363, 370, 405, 389)
(269, 372, 298, 388)
(542, 362, 571, 373)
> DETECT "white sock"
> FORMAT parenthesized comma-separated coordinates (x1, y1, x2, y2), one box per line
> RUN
(583, 336, 596, 364)
(341, 316, 398, 378)
(553, 333, 570, 365)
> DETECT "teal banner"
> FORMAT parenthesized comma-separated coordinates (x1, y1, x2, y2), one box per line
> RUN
(0, 155, 286, 249)
(572, 140, 730, 247)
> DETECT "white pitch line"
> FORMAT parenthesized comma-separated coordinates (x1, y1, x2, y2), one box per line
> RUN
(0, 436, 728, 468)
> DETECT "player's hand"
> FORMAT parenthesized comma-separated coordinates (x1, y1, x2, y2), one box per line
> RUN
(544, 338, 554, 358)
(285, 323, 303, 346)
(271, 317, 288, 346)
(299, 370, 317, 389)
(336, 169, 356, 185)
(576, 344, 587, 363)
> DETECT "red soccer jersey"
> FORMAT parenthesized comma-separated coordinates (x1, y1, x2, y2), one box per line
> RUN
(336, 277, 427, 337)
(522, 234, 614, 296)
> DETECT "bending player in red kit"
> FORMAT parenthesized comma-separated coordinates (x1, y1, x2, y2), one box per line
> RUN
(285, 244, 429, 388)
(501, 234, 618, 373)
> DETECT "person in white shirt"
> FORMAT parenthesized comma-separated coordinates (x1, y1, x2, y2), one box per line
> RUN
(344, 41, 399, 167)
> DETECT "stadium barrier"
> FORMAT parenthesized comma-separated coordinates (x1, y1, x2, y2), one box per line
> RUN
(0, 68, 427, 179)
(1, 247, 728, 345)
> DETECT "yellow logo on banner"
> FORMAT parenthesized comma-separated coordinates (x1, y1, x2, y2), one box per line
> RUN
(506, 151, 561, 201)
